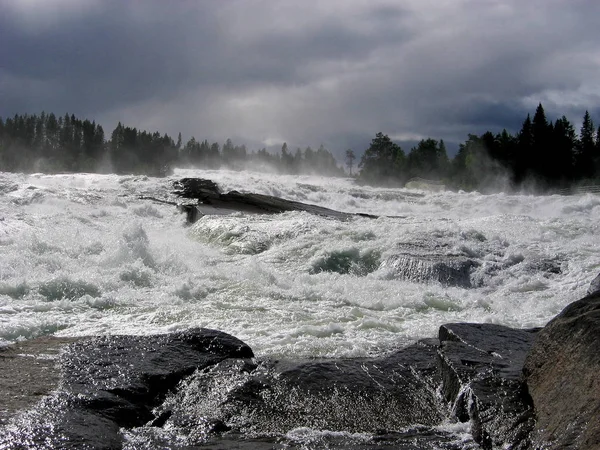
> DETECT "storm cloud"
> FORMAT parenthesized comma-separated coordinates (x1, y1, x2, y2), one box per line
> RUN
(2, 0, 600, 157)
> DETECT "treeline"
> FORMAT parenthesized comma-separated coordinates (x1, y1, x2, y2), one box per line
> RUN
(0, 112, 344, 176)
(3, 105, 600, 191)
(358, 104, 600, 191)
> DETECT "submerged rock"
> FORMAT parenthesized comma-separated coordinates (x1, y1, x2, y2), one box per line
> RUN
(523, 293, 600, 450)
(381, 242, 478, 288)
(154, 339, 445, 439)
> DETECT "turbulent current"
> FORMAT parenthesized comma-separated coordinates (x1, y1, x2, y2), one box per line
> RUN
(1, 168, 598, 358)
(1, 168, 599, 448)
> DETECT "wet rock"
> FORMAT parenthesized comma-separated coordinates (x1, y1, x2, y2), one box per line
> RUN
(437, 323, 539, 449)
(588, 272, 600, 295)
(523, 293, 600, 450)
(382, 242, 478, 288)
(7, 296, 600, 449)
(0, 329, 253, 448)
(0, 336, 78, 425)
(141, 339, 448, 446)
(173, 177, 378, 222)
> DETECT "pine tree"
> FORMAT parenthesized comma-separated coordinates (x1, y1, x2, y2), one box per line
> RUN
(515, 114, 534, 183)
(531, 103, 551, 179)
(575, 111, 595, 179)
(552, 116, 577, 183)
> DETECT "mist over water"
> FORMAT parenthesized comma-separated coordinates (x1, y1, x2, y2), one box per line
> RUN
(0, 168, 598, 359)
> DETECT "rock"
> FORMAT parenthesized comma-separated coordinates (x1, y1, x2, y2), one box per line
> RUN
(588, 272, 600, 295)
(437, 323, 539, 449)
(147, 339, 446, 442)
(9, 300, 600, 449)
(0, 336, 78, 425)
(0, 328, 253, 448)
(381, 242, 478, 288)
(523, 293, 600, 450)
(173, 177, 378, 222)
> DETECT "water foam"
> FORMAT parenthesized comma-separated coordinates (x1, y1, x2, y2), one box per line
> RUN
(0, 169, 597, 361)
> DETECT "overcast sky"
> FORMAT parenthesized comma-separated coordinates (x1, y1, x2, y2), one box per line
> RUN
(2, 0, 600, 158)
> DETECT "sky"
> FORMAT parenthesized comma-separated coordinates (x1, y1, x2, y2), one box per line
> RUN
(1, 0, 600, 159)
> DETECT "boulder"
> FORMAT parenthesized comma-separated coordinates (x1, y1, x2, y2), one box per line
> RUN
(523, 293, 600, 450)
(0, 329, 253, 449)
(8, 296, 600, 449)
(381, 241, 478, 288)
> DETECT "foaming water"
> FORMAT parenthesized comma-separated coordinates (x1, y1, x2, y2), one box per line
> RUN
(0, 170, 598, 358)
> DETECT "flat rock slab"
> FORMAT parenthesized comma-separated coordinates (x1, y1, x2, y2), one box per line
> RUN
(0, 336, 78, 425)
(173, 177, 378, 222)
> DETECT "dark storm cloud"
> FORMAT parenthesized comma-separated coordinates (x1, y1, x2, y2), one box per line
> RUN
(0, 2, 224, 112)
(1, 0, 600, 158)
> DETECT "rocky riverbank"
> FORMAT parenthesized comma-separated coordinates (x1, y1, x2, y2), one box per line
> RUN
(1, 287, 598, 449)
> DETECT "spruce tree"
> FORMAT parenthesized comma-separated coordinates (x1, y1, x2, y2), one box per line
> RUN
(575, 111, 595, 179)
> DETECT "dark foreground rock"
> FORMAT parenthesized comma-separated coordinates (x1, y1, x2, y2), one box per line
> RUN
(523, 293, 600, 450)
(147, 339, 446, 443)
(4, 291, 600, 449)
(438, 323, 539, 449)
(0, 324, 543, 449)
(0, 329, 253, 449)
(173, 177, 378, 223)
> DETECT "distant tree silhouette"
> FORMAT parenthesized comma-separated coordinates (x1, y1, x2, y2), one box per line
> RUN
(359, 132, 405, 184)
(1, 106, 599, 187)
(345, 149, 356, 176)
(575, 110, 595, 179)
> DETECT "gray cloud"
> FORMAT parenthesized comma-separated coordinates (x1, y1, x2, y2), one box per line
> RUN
(1, 0, 599, 158)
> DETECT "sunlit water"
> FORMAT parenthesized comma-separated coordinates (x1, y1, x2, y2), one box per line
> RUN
(1, 168, 598, 361)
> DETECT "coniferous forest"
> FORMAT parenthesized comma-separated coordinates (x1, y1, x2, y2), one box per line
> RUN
(1, 104, 600, 193)
(0, 113, 343, 178)
(358, 103, 600, 192)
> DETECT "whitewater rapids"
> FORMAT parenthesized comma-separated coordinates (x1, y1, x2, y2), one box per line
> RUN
(0, 168, 598, 359)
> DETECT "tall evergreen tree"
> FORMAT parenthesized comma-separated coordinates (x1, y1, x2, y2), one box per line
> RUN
(575, 110, 595, 179)
(531, 103, 551, 179)
(407, 138, 448, 180)
(551, 116, 577, 183)
(516, 114, 534, 183)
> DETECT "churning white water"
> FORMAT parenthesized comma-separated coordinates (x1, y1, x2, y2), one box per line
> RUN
(0, 168, 598, 359)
